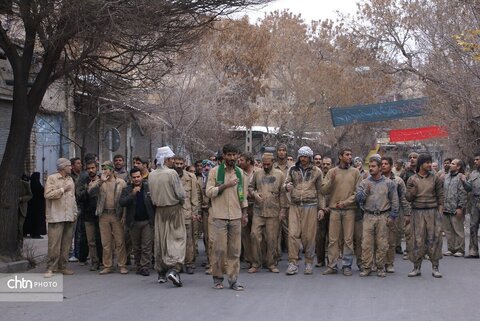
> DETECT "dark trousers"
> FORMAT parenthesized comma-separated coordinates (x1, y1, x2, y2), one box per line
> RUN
(73, 214, 88, 262)
(130, 220, 153, 269)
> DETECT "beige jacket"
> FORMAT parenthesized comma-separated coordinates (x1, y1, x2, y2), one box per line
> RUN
(180, 170, 199, 220)
(284, 163, 325, 208)
(89, 177, 127, 217)
(44, 173, 78, 223)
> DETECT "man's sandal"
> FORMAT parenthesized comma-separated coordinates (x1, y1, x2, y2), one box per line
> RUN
(213, 282, 224, 289)
(229, 282, 244, 291)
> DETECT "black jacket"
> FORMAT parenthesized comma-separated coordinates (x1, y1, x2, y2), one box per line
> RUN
(119, 181, 155, 228)
(77, 175, 99, 222)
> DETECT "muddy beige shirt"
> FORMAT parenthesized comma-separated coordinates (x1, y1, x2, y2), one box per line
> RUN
(180, 170, 199, 220)
(206, 166, 248, 220)
(249, 168, 287, 217)
(321, 166, 361, 210)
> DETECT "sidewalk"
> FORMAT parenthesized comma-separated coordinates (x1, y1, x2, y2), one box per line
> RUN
(0, 236, 48, 273)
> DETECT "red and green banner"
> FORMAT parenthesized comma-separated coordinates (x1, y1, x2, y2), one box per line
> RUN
(389, 126, 448, 142)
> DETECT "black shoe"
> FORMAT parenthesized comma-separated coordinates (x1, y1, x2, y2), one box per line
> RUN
(138, 268, 150, 276)
(167, 271, 182, 287)
(158, 272, 167, 283)
(31, 235, 43, 239)
(395, 246, 403, 255)
(464, 254, 480, 259)
(185, 266, 195, 274)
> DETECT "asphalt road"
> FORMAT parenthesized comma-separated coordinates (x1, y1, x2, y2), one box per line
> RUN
(1, 238, 480, 321)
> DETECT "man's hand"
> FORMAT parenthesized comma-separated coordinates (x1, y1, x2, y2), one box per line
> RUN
(242, 214, 248, 227)
(366, 182, 372, 194)
(225, 178, 238, 188)
(64, 184, 73, 193)
(241, 209, 248, 226)
(286, 182, 293, 192)
(279, 209, 286, 221)
(254, 193, 263, 203)
(330, 168, 337, 182)
(317, 209, 325, 221)
(405, 216, 411, 226)
(101, 173, 109, 182)
(335, 201, 345, 209)
(459, 173, 467, 182)
(132, 186, 141, 195)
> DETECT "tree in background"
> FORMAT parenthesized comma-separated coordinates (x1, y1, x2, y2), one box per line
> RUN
(0, 0, 271, 261)
(349, 0, 480, 160)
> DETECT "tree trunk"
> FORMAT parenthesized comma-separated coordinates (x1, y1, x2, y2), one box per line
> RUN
(0, 81, 39, 261)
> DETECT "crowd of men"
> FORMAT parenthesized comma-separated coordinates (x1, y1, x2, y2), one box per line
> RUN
(41, 144, 480, 290)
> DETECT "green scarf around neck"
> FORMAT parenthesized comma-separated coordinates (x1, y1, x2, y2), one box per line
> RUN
(216, 163, 244, 202)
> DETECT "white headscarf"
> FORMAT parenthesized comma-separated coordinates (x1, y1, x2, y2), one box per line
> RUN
(156, 146, 175, 168)
(297, 146, 313, 159)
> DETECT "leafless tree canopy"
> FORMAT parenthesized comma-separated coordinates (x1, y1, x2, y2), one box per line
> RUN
(0, 0, 272, 260)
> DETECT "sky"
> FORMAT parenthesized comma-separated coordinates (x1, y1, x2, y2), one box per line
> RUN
(240, 0, 360, 23)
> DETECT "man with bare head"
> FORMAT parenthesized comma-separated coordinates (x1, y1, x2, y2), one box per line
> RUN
(315, 156, 333, 267)
(405, 153, 444, 278)
(461, 152, 480, 258)
(206, 144, 249, 290)
(357, 156, 399, 277)
(174, 156, 200, 274)
(314, 153, 323, 169)
(442, 158, 467, 257)
(238, 152, 255, 269)
(381, 156, 411, 273)
(402, 152, 419, 184)
(274, 144, 290, 258)
(322, 157, 332, 175)
(133, 156, 150, 180)
(113, 154, 128, 181)
(321, 148, 362, 276)
(119, 167, 155, 276)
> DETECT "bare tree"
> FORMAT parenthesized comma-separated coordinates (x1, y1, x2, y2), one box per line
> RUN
(0, 0, 271, 261)
(349, 0, 480, 160)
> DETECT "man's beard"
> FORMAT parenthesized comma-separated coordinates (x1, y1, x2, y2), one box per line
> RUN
(264, 167, 272, 174)
(174, 167, 183, 177)
(227, 160, 236, 167)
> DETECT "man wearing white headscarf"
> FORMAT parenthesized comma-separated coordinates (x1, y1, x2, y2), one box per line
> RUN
(148, 146, 186, 287)
(284, 146, 325, 275)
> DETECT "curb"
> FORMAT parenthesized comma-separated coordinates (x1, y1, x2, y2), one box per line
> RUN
(0, 260, 30, 273)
